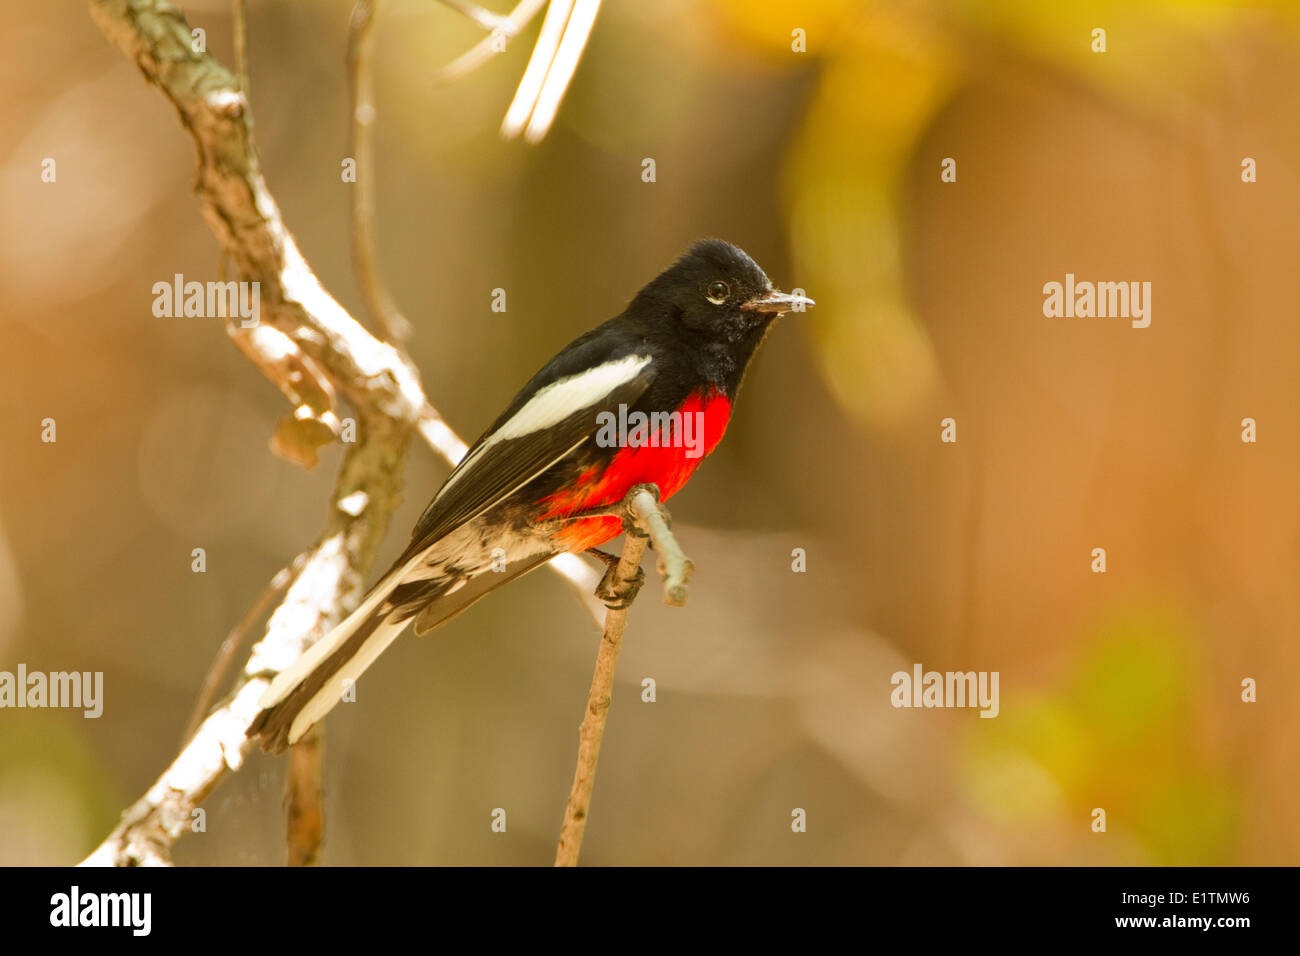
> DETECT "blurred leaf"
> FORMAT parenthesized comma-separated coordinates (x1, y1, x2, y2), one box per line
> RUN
(961, 604, 1239, 861)
(713, 0, 858, 58)
(0, 715, 120, 864)
(1069, 608, 1192, 746)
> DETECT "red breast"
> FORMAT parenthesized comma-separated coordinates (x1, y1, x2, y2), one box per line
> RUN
(540, 390, 732, 552)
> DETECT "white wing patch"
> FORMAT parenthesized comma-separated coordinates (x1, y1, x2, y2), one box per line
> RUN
(435, 352, 652, 500)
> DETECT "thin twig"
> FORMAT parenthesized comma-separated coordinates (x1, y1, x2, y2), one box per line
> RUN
(638, 495, 692, 606)
(500, 0, 601, 143)
(286, 727, 324, 866)
(437, 0, 511, 32)
(184, 554, 304, 742)
(553, 515, 646, 866)
(432, 0, 548, 86)
(500, 0, 572, 137)
(519, 0, 600, 143)
(554, 485, 690, 866)
(347, 0, 412, 344)
(233, 0, 250, 104)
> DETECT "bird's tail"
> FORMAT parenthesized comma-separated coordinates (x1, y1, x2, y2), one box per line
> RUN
(247, 563, 412, 753)
(247, 549, 555, 753)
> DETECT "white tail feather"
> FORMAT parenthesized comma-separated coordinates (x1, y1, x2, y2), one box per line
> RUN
(256, 552, 428, 745)
(285, 618, 407, 745)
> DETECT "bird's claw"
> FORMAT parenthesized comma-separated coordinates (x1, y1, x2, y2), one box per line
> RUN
(595, 563, 645, 610)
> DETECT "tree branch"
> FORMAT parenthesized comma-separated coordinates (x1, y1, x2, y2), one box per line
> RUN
(81, 0, 604, 866)
(183, 552, 304, 742)
(89, 0, 428, 426)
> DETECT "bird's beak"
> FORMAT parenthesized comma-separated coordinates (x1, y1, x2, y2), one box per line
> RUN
(741, 288, 816, 315)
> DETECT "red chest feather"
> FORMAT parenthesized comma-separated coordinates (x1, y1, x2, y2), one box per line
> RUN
(540, 390, 732, 552)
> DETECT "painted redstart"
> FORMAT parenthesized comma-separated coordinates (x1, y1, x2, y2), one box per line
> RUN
(248, 238, 813, 752)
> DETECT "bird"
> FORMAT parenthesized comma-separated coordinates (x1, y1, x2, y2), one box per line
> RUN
(248, 238, 813, 752)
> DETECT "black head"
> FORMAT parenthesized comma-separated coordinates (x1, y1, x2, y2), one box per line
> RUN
(627, 240, 814, 399)
(632, 239, 813, 344)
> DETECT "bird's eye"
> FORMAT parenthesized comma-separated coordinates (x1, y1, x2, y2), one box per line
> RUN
(706, 281, 730, 305)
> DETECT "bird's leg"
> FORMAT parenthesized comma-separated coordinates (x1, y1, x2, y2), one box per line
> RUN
(585, 547, 620, 571)
(557, 484, 663, 609)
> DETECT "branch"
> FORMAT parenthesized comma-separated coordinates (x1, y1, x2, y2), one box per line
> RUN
(227, 324, 342, 468)
(81, 397, 411, 866)
(428, 0, 600, 144)
(500, 0, 601, 143)
(183, 552, 303, 742)
(638, 494, 693, 607)
(347, 0, 411, 344)
(285, 727, 324, 866)
(233, 0, 249, 102)
(432, 0, 548, 86)
(90, 0, 427, 426)
(81, 0, 604, 865)
(554, 485, 691, 866)
(436, 0, 513, 33)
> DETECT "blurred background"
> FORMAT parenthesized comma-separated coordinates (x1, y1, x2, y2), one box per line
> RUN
(1, 0, 1298, 865)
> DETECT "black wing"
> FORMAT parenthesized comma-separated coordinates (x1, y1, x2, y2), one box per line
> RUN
(402, 345, 655, 559)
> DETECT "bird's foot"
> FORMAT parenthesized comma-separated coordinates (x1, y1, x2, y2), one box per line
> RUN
(587, 547, 645, 610)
